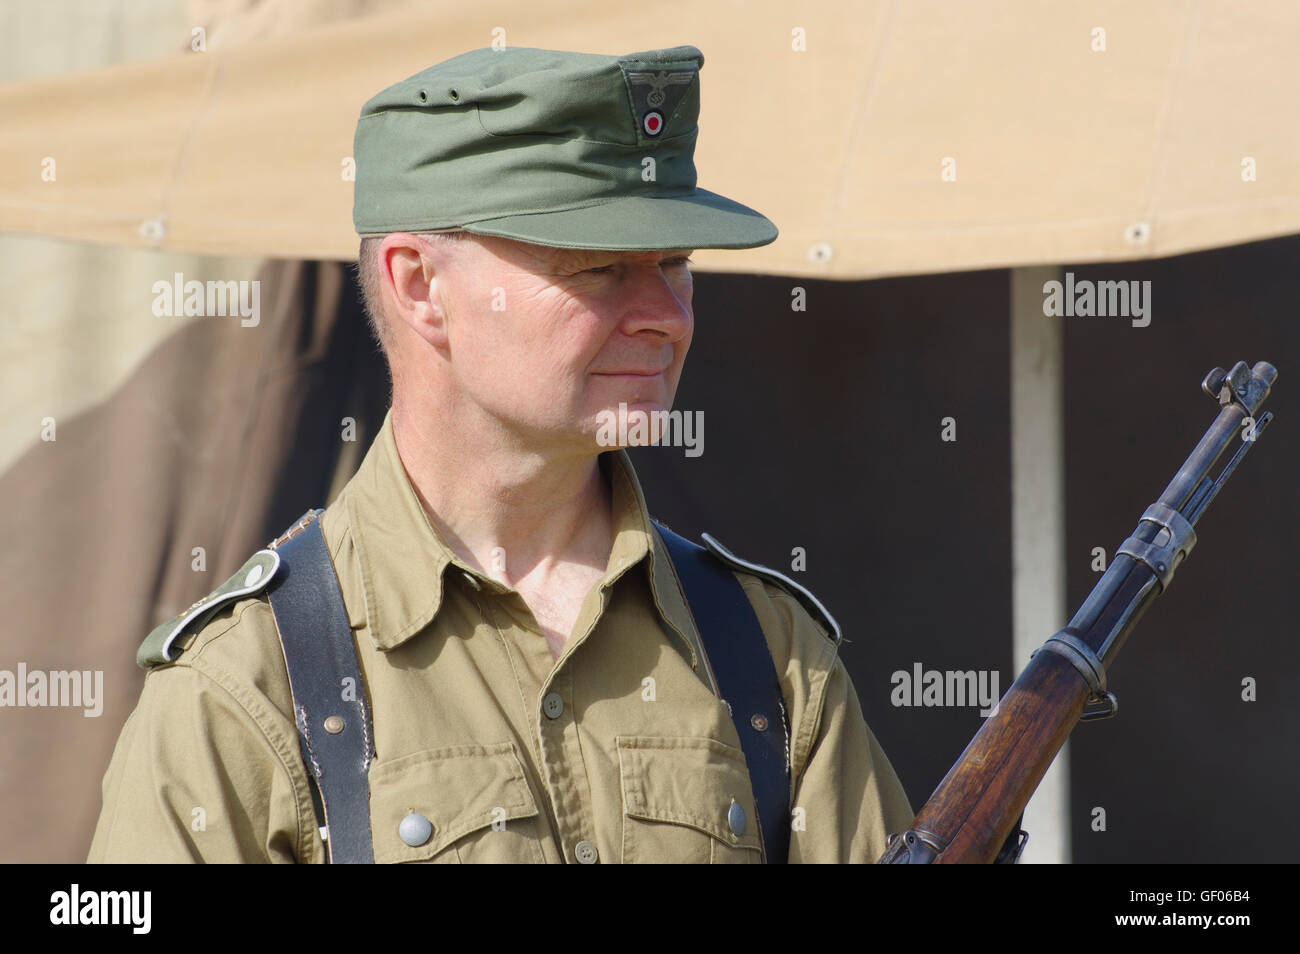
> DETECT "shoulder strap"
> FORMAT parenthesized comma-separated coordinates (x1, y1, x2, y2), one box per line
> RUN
(137, 549, 281, 668)
(653, 521, 791, 865)
(266, 509, 375, 864)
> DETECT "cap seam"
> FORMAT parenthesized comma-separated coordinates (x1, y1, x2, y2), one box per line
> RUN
(467, 190, 698, 221)
(471, 102, 695, 148)
(360, 190, 703, 234)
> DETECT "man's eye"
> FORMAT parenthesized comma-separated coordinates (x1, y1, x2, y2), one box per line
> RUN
(665, 256, 694, 268)
(584, 265, 613, 274)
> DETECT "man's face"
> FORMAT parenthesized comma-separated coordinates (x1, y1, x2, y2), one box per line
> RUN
(422, 234, 695, 453)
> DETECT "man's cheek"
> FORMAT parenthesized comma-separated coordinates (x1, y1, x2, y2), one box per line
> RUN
(670, 343, 691, 381)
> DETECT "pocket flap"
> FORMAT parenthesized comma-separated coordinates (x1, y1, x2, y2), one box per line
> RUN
(617, 736, 762, 851)
(368, 741, 540, 863)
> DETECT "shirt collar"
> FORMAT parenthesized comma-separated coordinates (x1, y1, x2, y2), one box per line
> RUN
(341, 409, 700, 664)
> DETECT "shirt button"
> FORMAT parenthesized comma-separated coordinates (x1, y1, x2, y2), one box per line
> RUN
(574, 840, 598, 864)
(543, 692, 564, 720)
(399, 812, 433, 847)
(727, 799, 746, 836)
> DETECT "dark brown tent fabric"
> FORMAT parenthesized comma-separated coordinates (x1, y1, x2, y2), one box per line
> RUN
(0, 258, 388, 862)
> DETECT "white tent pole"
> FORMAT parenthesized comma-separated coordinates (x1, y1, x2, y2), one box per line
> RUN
(1010, 265, 1068, 863)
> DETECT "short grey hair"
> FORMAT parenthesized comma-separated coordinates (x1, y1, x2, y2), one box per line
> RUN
(354, 230, 474, 351)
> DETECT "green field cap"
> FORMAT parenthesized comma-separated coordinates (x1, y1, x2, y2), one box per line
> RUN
(352, 44, 777, 250)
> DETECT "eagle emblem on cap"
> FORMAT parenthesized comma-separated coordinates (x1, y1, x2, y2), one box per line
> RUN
(625, 70, 695, 107)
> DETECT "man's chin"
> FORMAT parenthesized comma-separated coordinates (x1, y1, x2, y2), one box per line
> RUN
(589, 401, 674, 450)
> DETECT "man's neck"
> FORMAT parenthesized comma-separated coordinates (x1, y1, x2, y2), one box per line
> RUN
(390, 401, 616, 590)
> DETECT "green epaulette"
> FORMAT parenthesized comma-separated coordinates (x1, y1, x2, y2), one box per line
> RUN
(136, 549, 281, 668)
(699, 532, 843, 646)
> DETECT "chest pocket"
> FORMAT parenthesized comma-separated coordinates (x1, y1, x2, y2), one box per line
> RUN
(368, 741, 545, 863)
(618, 736, 763, 864)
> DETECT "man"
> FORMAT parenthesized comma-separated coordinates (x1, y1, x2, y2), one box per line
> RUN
(88, 43, 912, 863)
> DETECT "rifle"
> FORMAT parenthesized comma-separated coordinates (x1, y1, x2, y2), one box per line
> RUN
(878, 360, 1277, 864)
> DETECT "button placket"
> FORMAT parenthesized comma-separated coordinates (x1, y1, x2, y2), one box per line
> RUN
(535, 668, 597, 866)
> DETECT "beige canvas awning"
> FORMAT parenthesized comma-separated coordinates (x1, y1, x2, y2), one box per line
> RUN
(3, 0, 1298, 278)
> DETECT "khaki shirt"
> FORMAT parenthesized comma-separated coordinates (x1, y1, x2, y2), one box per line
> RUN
(88, 411, 913, 863)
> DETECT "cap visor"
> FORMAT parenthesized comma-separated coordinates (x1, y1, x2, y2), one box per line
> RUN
(458, 189, 777, 251)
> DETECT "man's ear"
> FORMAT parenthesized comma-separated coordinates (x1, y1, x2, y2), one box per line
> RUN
(384, 235, 448, 349)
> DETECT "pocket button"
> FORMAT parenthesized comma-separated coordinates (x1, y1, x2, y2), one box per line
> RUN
(727, 799, 746, 836)
(399, 812, 433, 847)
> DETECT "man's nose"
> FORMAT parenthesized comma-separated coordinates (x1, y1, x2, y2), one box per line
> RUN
(617, 263, 693, 340)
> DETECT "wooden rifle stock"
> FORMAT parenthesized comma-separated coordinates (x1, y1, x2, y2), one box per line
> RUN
(879, 360, 1277, 864)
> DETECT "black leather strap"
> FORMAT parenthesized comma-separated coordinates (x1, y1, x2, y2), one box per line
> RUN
(654, 521, 791, 864)
(267, 510, 375, 864)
